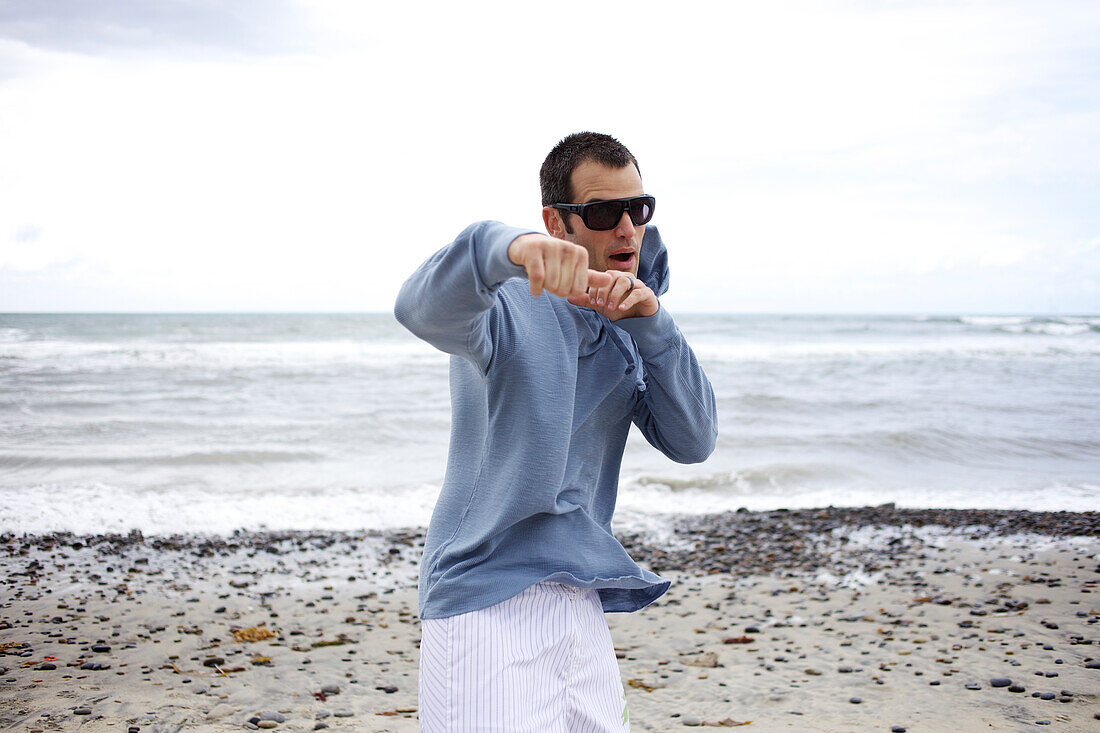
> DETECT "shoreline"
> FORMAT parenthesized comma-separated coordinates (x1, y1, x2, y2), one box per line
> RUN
(7, 504, 1098, 564)
(3, 507, 1099, 731)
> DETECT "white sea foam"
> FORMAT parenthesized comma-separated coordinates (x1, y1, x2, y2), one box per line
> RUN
(4, 338, 445, 372)
(615, 479, 1100, 520)
(960, 316, 1032, 326)
(1, 481, 440, 536)
(1004, 323, 1091, 336)
(689, 335, 1100, 363)
(2, 476, 1098, 537)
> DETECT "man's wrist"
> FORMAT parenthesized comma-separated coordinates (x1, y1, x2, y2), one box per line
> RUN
(484, 224, 535, 286)
(615, 306, 676, 354)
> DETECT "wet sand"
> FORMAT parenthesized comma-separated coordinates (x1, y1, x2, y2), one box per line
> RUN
(2, 507, 1098, 732)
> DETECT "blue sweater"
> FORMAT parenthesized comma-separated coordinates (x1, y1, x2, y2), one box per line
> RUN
(394, 221, 718, 620)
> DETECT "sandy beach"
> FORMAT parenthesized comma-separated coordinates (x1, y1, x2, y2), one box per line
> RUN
(2, 507, 1098, 732)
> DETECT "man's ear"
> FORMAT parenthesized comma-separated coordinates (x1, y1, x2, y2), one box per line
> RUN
(542, 206, 565, 239)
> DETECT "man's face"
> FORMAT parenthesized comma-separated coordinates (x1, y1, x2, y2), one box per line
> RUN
(551, 160, 645, 276)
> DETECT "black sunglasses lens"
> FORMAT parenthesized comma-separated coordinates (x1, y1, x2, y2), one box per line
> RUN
(585, 202, 623, 231)
(629, 197, 654, 225)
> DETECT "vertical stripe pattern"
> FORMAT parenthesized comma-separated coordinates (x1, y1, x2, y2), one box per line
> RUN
(419, 582, 630, 732)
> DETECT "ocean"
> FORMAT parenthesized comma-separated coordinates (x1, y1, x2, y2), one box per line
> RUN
(2, 312, 1098, 537)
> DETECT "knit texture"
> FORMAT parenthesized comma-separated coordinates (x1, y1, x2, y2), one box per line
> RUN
(395, 221, 717, 619)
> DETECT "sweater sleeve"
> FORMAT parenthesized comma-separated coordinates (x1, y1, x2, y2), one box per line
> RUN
(616, 307, 718, 464)
(393, 221, 535, 372)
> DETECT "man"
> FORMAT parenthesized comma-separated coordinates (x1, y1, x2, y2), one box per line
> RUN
(395, 132, 717, 731)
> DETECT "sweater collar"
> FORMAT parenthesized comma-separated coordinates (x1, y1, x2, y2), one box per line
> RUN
(637, 225, 669, 297)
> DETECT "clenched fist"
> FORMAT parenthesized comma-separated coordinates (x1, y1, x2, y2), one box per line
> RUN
(508, 234, 612, 298)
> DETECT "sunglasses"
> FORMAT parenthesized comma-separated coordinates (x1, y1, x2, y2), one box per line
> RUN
(552, 195, 656, 231)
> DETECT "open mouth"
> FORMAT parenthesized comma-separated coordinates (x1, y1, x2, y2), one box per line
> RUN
(611, 249, 638, 267)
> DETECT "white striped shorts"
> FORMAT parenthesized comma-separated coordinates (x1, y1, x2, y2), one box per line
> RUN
(418, 582, 630, 732)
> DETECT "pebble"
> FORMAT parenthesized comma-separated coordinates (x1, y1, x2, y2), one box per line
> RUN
(257, 722, 278, 729)
(1036, 721, 1051, 726)
(377, 685, 398, 693)
(891, 727, 906, 733)
(849, 697, 862, 704)
(206, 704, 236, 720)
(4, 510, 1097, 733)
(258, 712, 286, 723)
(333, 711, 353, 718)
(681, 716, 701, 726)
(965, 683, 982, 690)
(74, 708, 92, 715)
(91, 644, 111, 653)
(989, 677, 1011, 687)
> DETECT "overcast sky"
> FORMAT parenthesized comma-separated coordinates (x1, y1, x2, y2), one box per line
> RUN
(1, 0, 1098, 314)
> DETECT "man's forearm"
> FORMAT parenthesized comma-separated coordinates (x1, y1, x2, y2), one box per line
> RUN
(394, 220, 533, 370)
(620, 309, 718, 464)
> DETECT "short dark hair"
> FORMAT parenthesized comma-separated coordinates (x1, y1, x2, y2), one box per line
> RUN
(540, 131, 640, 207)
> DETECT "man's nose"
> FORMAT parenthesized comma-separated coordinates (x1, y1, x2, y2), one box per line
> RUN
(614, 210, 636, 236)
